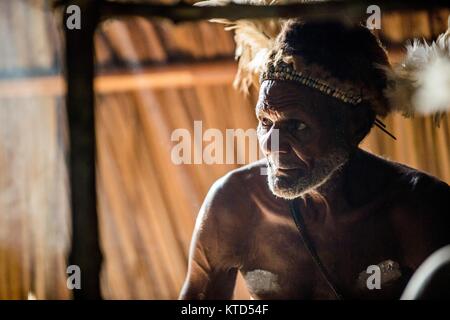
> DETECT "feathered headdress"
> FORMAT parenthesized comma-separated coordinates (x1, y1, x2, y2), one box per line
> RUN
(383, 18, 450, 125)
(195, 0, 450, 127)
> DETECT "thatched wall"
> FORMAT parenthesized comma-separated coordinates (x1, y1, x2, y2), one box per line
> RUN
(0, 0, 448, 299)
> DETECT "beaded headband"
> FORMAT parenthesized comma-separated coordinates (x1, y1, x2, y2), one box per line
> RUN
(260, 63, 364, 105)
(260, 57, 397, 139)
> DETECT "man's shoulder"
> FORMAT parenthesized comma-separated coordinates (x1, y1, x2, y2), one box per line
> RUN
(207, 159, 266, 199)
(200, 160, 270, 219)
(398, 166, 450, 212)
(367, 151, 450, 215)
(362, 150, 448, 191)
(194, 160, 270, 246)
(223, 159, 268, 183)
(368, 154, 450, 262)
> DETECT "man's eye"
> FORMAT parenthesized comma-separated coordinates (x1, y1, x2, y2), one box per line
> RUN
(296, 121, 307, 131)
(260, 117, 273, 127)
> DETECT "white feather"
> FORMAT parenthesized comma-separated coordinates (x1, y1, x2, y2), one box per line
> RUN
(194, 0, 329, 93)
(385, 16, 450, 123)
(415, 53, 450, 115)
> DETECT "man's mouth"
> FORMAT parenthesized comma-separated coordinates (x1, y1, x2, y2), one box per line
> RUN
(267, 157, 307, 176)
(274, 166, 304, 176)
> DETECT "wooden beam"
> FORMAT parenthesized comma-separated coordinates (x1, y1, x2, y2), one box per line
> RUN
(0, 61, 237, 98)
(0, 75, 65, 98)
(65, 0, 102, 300)
(97, 0, 450, 23)
(97, 60, 237, 92)
(0, 51, 407, 98)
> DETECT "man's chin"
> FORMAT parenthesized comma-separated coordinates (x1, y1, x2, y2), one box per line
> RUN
(269, 187, 304, 200)
(265, 148, 350, 199)
(267, 173, 312, 200)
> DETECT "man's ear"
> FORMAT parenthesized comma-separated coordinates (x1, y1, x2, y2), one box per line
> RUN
(347, 106, 375, 146)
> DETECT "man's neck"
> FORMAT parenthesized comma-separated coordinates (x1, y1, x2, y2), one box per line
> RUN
(302, 148, 369, 216)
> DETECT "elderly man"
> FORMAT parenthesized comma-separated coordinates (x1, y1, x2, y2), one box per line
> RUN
(179, 19, 450, 299)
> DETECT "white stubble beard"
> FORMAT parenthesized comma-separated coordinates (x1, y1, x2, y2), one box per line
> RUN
(266, 148, 350, 200)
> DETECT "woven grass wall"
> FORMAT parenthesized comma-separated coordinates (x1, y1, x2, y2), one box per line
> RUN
(0, 0, 448, 299)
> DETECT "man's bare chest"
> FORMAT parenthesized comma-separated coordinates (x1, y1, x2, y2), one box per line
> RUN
(237, 206, 411, 299)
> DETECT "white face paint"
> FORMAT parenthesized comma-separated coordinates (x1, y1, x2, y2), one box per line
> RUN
(243, 269, 281, 295)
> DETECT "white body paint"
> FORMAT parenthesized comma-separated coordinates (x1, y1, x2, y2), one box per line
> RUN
(243, 269, 281, 295)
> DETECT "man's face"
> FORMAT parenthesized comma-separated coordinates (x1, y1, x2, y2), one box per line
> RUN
(256, 80, 351, 199)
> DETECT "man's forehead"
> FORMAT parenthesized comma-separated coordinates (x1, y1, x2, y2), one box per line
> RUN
(259, 80, 302, 98)
(257, 80, 315, 111)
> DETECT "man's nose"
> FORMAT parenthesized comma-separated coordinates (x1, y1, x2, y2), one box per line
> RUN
(260, 127, 290, 154)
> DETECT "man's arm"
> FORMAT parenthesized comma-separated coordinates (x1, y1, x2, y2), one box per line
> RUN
(179, 176, 241, 299)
